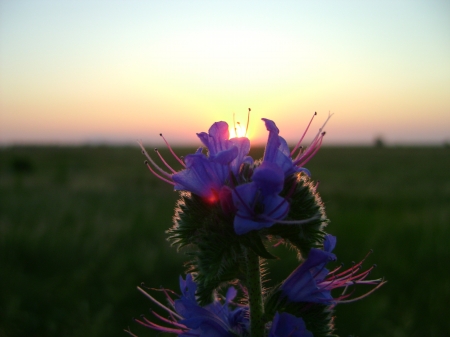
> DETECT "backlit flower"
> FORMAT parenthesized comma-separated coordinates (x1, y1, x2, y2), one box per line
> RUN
(281, 234, 385, 305)
(133, 274, 249, 337)
(262, 112, 333, 177)
(139, 121, 252, 202)
(232, 161, 290, 235)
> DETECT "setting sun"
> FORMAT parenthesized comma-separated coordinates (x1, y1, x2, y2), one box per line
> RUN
(229, 110, 251, 139)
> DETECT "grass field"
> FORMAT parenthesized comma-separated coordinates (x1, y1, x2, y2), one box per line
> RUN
(1, 145, 449, 337)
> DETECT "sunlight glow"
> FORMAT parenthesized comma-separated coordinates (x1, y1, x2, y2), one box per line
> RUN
(229, 110, 252, 140)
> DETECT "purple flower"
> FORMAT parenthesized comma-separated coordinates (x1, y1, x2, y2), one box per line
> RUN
(134, 274, 249, 337)
(139, 121, 252, 202)
(268, 312, 313, 337)
(230, 114, 335, 235)
(262, 112, 333, 177)
(232, 161, 290, 235)
(281, 235, 385, 305)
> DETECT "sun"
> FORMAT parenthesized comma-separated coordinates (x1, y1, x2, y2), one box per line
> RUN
(229, 122, 248, 138)
(229, 109, 251, 139)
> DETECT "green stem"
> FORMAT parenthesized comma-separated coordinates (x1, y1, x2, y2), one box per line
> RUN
(245, 247, 265, 337)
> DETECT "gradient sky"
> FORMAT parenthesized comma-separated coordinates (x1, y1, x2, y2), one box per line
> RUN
(1, 0, 449, 146)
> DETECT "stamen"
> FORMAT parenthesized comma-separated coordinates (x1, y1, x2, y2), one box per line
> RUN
(154, 148, 177, 174)
(246, 108, 251, 136)
(137, 286, 182, 320)
(160, 133, 186, 167)
(135, 316, 185, 334)
(336, 279, 387, 304)
(291, 111, 317, 156)
(144, 161, 175, 185)
(123, 328, 139, 337)
(294, 132, 325, 166)
(149, 309, 186, 328)
(139, 141, 173, 178)
(293, 112, 333, 165)
(233, 112, 237, 137)
(327, 262, 344, 276)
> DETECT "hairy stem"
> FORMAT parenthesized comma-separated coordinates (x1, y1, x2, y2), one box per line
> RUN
(245, 247, 265, 337)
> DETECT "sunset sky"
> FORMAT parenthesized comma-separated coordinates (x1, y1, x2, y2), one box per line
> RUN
(1, 0, 449, 146)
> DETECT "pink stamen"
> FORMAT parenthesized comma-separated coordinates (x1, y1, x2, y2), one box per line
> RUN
(123, 328, 139, 337)
(294, 133, 324, 167)
(293, 112, 333, 165)
(144, 161, 176, 185)
(137, 286, 182, 319)
(154, 148, 177, 174)
(246, 108, 251, 136)
(149, 309, 186, 328)
(160, 133, 186, 168)
(135, 317, 185, 334)
(336, 279, 387, 304)
(291, 111, 317, 156)
(139, 141, 173, 178)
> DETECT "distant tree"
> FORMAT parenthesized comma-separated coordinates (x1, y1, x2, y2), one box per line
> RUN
(374, 136, 385, 148)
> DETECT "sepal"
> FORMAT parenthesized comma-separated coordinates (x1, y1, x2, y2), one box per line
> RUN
(240, 231, 277, 260)
(168, 192, 247, 304)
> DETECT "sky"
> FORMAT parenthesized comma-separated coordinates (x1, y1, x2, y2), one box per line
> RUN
(0, 0, 449, 146)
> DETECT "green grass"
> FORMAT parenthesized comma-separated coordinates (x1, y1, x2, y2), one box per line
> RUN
(0, 146, 449, 337)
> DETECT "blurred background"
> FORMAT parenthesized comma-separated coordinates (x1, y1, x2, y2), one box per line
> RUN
(1, 1, 449, 336)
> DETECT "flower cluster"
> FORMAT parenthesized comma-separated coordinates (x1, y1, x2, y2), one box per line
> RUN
(139, 113, 331, 236)
(129, 273, 316, 337)
(131, 112, 384, 337)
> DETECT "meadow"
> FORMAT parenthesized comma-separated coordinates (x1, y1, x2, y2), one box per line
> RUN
(0, 145, 449, 337)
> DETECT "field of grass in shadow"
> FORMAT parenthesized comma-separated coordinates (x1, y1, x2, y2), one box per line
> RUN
(0, 146, 449, 337)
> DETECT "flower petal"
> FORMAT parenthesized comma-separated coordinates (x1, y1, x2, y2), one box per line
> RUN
(252, 161, 285, 196)
(197, 121, 230, 155)
(269, 312, 313, 337)
(172, 153, 222, 199)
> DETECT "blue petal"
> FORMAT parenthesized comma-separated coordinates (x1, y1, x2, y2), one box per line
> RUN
(234, 214, 272, 235)
(172, 153, 223, 199)
(179, 274, 197, 300)
(225, 287, 237, 303)
(323, 234, 337, 253)
(262, 118, 281, 163)
(197, 121, 230, 155)
(281, 248, 336, 303)
(269, 312, 313, 337)
(210, 146, 239, 165)
(262, 194, 290, 222)
(261, 119, 297, 176)
(252, 162, 285, 196)
(229, 137, 253, 175)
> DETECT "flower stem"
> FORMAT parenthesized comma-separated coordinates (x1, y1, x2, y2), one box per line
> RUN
(245, 247, 265, 337)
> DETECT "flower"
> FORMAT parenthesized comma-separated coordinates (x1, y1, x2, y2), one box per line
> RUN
(231, 115, 333, 235)
(141, 114, 332, 234)
(280, 234, 385, 304)
(261, 112, 333, 178)
(268, 312, 313, 337)
(139, 121, 252, 202)
(133, 274, 249, 337)
(232, 161, 290, 235)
